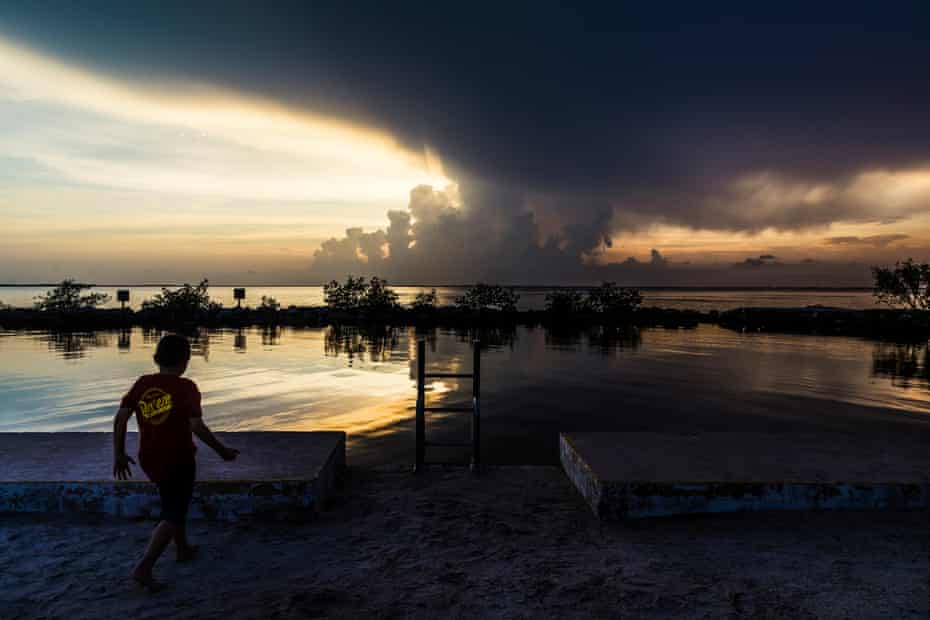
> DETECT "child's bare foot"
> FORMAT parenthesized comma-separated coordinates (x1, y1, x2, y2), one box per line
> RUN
(176, 544, 199, 563)
(132, 570, 166, 593)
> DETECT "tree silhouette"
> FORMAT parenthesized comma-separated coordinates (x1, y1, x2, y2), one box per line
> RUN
(34, 279, 109, 312)
(141, 279, 221, 320)
(454, 283, 519, 312)
(872, 259, 930, 309)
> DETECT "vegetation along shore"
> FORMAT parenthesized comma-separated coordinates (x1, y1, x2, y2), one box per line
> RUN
(2, 259, 929, 341)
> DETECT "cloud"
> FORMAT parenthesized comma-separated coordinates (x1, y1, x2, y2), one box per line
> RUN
(0, 37, 449, 203)
(826, 234, 910, 247)
(3, 6, 930, 284)
(3, 8, 929, 208)
(308, 187, 879, 287)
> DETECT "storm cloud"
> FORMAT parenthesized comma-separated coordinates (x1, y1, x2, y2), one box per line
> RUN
(2, 3, 929, 283)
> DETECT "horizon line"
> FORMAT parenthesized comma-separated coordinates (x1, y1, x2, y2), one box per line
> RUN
(0, 283, 875, 292)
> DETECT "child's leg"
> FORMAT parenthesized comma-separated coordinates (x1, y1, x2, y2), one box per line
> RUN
(173, 460, 198, 561)
(174, 522, 199, 561)
(133, 521, 176, 587)
(174, 522, 188, 549)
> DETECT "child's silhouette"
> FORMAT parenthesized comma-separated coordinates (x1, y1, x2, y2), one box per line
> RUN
(113, 334, 239, 592)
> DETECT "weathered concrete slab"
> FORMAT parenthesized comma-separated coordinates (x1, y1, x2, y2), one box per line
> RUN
(560, 432, 930, 519)
(0, 432, 345, 521)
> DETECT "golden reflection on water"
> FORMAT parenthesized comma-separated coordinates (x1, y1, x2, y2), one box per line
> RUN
(1, 325, 928, 464)
(872, 342, 930, 389)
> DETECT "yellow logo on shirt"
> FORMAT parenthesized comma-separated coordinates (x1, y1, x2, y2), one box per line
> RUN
(138, 388, 173, 425)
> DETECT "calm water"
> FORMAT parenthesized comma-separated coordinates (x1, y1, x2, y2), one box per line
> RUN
(0, 285, 878, 311)
(1, 325, 928, 465)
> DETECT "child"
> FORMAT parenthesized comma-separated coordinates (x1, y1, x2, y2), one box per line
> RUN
(113, 333, 239, 592)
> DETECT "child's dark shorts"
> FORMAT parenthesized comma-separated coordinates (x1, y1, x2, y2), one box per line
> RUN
(157, 460, 196, 525)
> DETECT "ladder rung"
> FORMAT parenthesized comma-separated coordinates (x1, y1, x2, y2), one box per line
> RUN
(424, 441, 472, 448)
(424, 373, 473, 379)
(423, 406, 473, 413)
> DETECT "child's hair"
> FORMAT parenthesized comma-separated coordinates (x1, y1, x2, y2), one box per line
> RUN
(154, 334, 192, 367)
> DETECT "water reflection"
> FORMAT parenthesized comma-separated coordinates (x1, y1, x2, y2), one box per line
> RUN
(34, 331, 111, 360)
(545, 325, 642, 353)
(324, 325, 400, 364)
(449, 326, 517, 349)
(3, 325, 929, 465)
(234, 328, 247, 353)
(118, 329, 131, 351)
(872, 342, 930, 389)
(261, 325, 282, 347)
(141, 327, 212, 360)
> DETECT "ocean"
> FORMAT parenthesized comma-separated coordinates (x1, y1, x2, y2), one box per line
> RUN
(1, 322, 926, 466)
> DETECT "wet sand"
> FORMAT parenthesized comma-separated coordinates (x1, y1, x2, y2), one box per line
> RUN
(1, 467, 928, 619)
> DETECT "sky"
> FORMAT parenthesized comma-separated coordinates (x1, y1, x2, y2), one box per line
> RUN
(1, 2, 929, 286)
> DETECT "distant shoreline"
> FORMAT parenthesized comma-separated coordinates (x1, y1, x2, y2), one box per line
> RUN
(0, 283, 875, 291)
(1, 305, 926, 342)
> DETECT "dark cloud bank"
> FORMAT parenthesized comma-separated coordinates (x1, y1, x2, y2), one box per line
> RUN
(3, 2, 929, 284)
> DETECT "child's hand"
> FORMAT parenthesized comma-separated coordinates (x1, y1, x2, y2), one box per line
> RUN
(220, 446, 240, 461)
(113, 453, 136, 480)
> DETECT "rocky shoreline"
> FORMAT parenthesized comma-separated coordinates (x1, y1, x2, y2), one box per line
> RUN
(1, 305, 928, 341)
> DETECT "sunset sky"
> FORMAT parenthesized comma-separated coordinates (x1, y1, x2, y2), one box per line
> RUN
(1, 3, 929, 285)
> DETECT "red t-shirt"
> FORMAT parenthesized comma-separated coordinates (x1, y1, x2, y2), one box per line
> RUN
(120, 374, 202, 482)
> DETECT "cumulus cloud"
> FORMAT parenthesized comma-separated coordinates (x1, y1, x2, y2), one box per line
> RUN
(308, 186, 879, 287)
(310, 183, 664, 283)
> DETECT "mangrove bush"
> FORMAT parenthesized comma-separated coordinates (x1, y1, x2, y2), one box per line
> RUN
(454, 283, 520, 312)
(873, 259, 930, 309)
(141, 279, 221, 319)
(34, 279, 109, 312)
(585, 282, 642, 314)
(323, 276, 399, 312)
(411, 288, 438, 311)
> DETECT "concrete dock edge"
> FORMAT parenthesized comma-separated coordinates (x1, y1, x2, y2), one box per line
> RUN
(0, 431, 346, 522)
(559, 433, 605, 517)
(559, 432, 930, 520)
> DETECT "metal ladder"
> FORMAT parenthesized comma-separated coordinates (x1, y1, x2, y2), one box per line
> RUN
(414, 339, 480, 471)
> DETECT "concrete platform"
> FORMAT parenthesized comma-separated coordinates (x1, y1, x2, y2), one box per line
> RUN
(560, 432, 930, 519)
(0, 432, 345, 521)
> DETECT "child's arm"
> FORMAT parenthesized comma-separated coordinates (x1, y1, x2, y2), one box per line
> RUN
(112, 407, 136, 479)
(190, 418, 239, 461)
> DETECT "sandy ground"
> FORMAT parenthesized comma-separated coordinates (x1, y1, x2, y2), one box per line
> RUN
(1, 467, 928, 619)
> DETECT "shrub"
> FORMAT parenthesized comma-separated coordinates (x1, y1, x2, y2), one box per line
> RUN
(585, 282, 642, 314)
(323, 276, 368, 311)
(34, 279, 109, 312)
(259, 296, 281, 311)
(141, 279, 221, 318)
(454, 283, 520, 312)
(360, 277, 400, 311)
(873, 259, 930, 309)
(411, 288, 438, 311)
(323, 276, 399, 312)
(545, 289, 586, 314)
